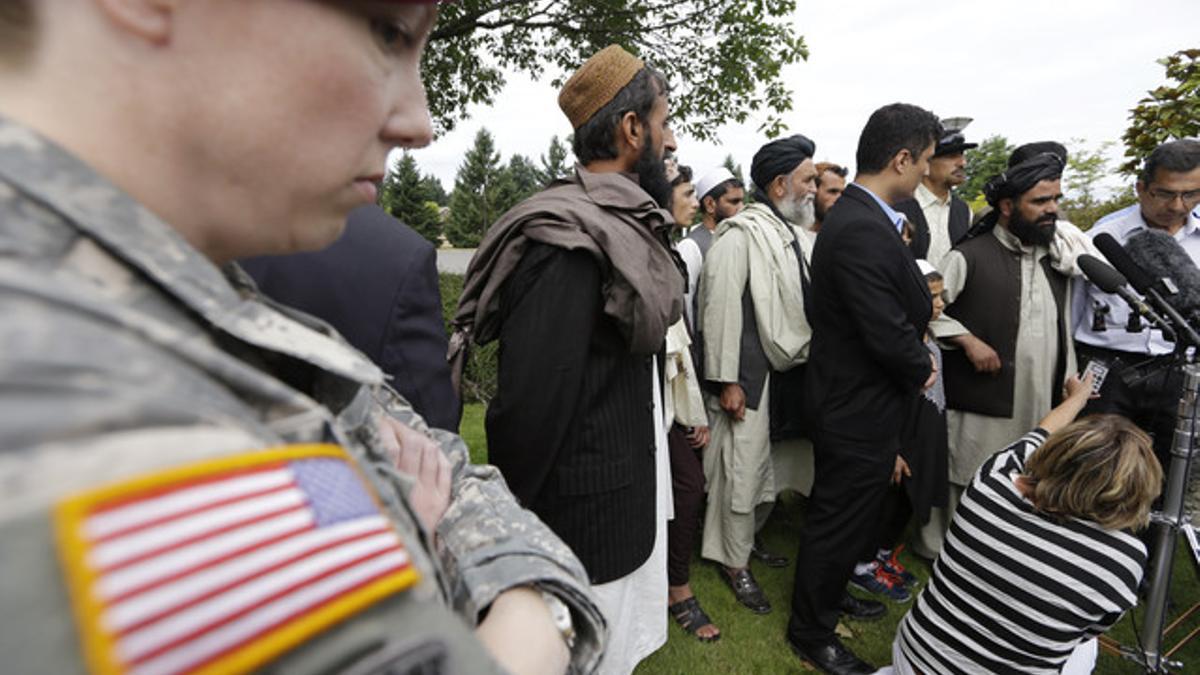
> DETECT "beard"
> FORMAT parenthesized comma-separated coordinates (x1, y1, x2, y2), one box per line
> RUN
(1008, 209, 1057, 246)
(776, 184, 816, 229)
(814, 197, 831, 223)
(635, 140, 673, 209)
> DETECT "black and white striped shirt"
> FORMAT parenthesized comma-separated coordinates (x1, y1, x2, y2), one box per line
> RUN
(897, 429, 1146, 674)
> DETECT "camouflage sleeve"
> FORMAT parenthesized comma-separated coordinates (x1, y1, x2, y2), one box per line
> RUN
(378, 391, 606, 673)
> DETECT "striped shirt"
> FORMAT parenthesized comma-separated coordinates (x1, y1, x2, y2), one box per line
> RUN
(897, 429, 1146, 674)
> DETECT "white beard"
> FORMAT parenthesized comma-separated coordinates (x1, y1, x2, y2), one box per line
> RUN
(775, 188, 815, 229)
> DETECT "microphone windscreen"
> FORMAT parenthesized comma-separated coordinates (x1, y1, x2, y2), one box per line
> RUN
(1126, 229, 1200, 315)
(1095, 233, 1156, 293)
(1078, 254, 1128, 294)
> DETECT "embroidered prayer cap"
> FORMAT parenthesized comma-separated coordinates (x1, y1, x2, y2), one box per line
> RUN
(750, 134, 816, 192)
(694, 167, 737, 201)
(983, 150, 1065, 206)
(558, 45, 646, 130)
(934, 117, 977, 156)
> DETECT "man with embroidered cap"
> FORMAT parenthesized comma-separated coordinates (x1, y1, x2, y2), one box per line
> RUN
(895, 117, 977, 264)
(0, 2, 602, 674)
(696, 134, 816, 614)
(677, 166, 745, 330)
(916, 142, 1096, 560)
(454, 43, 681, 674)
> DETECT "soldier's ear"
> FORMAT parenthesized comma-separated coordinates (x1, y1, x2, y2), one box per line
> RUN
(92, 0, 175, 45)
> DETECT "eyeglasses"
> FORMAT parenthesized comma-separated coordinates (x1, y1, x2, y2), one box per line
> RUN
(1146, 187, 1200, 206)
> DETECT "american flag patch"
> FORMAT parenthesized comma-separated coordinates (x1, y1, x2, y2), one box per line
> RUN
(54, 444, 420, 675)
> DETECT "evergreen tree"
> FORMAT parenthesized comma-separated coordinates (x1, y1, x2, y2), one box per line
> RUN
(378, 152, 443, 246)
(445, 128, 503, 248)
(539, 136, 571, 185)
(420, 173, 449, 206)
(495, 154, 543, 215)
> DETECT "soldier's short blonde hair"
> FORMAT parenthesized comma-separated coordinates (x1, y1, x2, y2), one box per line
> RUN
(1023, 414, 1162, 531)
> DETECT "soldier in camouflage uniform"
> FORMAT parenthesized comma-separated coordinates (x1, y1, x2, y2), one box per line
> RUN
(0, 2, 602, 674)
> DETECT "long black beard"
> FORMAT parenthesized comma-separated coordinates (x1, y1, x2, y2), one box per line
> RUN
(1008, 210, 1057, 246)
(635, 141, 673, 209)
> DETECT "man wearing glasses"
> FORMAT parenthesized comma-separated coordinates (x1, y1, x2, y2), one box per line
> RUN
(1073, 139, 1200, 469)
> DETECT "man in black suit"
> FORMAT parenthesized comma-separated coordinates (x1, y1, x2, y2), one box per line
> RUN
(241, 204, 462, 432)
(787, 103, 942, 675)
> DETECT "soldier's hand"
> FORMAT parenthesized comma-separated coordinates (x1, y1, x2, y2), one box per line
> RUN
(720, 383, 747, 421)
(686, 425, 710, 448)
(380, 417, 452, 537)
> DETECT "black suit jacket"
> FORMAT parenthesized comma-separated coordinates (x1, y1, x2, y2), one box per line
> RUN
(241, 205, 461, 431)
(805, 184, 933, 450)
(487, 244, 657, 585)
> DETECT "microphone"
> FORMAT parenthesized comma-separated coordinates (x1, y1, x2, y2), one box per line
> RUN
(1093, 234, 1200, 346)
(1094, 233, 1156, 293)
(1077, 254, 1175, 340)
(1125, 229, 1200, 316)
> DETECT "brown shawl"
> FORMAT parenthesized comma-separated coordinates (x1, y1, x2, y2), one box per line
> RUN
(453, 164, 683, 360)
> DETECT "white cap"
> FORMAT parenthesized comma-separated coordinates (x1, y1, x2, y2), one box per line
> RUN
(915, 259, 939, 277)
(694, 168, 737, 202)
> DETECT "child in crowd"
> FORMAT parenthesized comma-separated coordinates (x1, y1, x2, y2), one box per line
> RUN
(849, 260, 949, 602)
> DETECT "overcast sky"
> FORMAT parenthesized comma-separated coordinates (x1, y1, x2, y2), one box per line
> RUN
(402, 0, 1198, 192)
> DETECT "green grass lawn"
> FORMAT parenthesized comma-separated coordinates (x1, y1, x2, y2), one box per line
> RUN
(459, 403, 1200, 673)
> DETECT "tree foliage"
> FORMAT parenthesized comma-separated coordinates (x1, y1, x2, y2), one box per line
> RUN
(539, 135, 572, 185)
(959, 135, 1013, 204)
(1121, 48, 1200, 175)
(1060, 139, 1137, 230)
(423, 1, 808, 140)
(421, 173, 449, 206)
(378, 152, 444, 245)
(494, 154, 544, 215)
(445, 128, 504, 248)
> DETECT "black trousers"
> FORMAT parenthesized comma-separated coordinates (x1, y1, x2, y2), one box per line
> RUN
(1076, 343, 1184, 469)
(667, 424, 706, 587)
(788, 432, 894, 643)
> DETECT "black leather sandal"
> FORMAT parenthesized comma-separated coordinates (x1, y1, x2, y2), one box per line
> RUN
(669, 596, 721, 642)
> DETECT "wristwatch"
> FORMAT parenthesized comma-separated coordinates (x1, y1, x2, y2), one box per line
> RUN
(538, 589, 577, 650)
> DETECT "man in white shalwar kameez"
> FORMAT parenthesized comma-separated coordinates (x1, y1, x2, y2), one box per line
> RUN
(698, 134, 818, 614)
(915, 145, 1097, 559)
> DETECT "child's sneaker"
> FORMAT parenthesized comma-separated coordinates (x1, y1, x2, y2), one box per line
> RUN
(878, 546, 919, 587)
(849, 562, 912, 603)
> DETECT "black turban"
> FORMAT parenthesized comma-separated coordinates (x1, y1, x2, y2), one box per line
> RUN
(751, 134, 816, 192)
(983, 151, 1065, 206)
(1008, 141, 1068, 168)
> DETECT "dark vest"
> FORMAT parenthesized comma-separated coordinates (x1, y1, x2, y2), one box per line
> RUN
(896, 194, 972, 260)
(942, 233, 1070, 417)
(687, 225, 715, 257)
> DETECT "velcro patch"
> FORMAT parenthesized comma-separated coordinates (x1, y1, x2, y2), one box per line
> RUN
(55, 444, 419, 675)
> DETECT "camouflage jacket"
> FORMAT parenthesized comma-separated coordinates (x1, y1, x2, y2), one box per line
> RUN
(0, 116, 604, 674)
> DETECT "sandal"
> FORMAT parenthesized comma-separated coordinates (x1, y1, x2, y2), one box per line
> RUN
(669, 596, 721, 642)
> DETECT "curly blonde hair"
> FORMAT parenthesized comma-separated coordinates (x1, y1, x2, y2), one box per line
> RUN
(1023, 415, 1162, 531)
